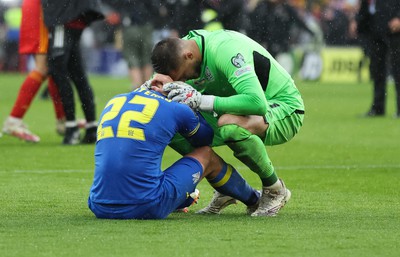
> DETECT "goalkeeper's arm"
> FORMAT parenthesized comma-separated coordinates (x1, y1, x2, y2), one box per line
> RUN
(163, 81, 267, 115)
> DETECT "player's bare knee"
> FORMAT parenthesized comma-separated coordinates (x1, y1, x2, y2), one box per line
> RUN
(217, 114, 237, 127)
(34, 55, 49, 76)
(188, 147, 223, 178)
(218, 114, 253, 131)
(220, 115, 267, 138)
(35, 67, 48, 77)
(187, 146, 213, 166)
(203, 151, 224, 179)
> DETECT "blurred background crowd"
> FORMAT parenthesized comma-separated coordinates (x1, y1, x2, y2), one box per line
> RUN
(0, 0, 361, 77)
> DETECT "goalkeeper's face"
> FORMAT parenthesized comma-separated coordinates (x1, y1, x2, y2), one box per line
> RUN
(172, 59, 201, 82)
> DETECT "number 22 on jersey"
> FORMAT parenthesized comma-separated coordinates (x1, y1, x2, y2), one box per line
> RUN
(97, 95, 159, 141)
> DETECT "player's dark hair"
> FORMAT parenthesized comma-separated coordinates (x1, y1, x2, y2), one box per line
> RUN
(151, 38, 181, 75)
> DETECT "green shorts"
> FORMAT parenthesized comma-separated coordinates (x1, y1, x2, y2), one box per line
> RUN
(169, 104, 304, 154)
(200, 101, 304, 147)
(263, 100, 304, 146)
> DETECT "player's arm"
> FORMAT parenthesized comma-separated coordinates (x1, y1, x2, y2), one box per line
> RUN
(212, 42, 268, 116)
(163, 49, 268, 115)
(212, 74, 267, 116)
(176, 105, 214, 147)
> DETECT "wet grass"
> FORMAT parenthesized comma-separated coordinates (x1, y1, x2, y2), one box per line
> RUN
(0, 73, 399, 257)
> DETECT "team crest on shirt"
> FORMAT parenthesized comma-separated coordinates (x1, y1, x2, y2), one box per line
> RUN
(204, 67, 214, 81)
(194, 66, 213, 88)
(192, 171, 201, 184)
(231, 53, 245, 68)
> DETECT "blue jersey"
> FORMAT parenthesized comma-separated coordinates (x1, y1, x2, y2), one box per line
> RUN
(89, 87, 213, 205)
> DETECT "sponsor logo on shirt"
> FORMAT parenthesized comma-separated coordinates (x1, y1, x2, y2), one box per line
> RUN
(234, 66, 252, 77)
(231, 53, 245, 68)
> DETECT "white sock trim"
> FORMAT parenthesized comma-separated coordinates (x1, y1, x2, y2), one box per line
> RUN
(7, 116, 22, 123)
(266, 179, 283, 190)
(85, 121, 97, 129)
(65, 121, 78, 128)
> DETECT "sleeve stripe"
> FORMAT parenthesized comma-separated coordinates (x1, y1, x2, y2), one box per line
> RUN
(186, 122, 200, 137)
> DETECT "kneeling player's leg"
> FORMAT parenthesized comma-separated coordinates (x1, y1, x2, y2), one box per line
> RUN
(187, 147, 259, 206)
(219, 120, 278, 187)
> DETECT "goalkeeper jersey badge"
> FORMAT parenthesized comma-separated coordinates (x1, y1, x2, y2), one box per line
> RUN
(231, 53, 245, 68)
(192, 171, 201, 184)
(204, 67, 214, 81)
(194, 67, 213, 89)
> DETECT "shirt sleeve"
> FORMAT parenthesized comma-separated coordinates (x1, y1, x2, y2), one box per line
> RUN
(175, 104, 214, 147)
(212, 40, 268, 116)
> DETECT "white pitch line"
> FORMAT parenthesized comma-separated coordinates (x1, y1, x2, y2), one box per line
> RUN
(11, 169, 92, 174)
(3, 164, 400, 174)
(235, 164, 400, 171)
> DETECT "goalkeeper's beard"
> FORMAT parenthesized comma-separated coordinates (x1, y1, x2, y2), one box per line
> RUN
(192, 60, 202, 79)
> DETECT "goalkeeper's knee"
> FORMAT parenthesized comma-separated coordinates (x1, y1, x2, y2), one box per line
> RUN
(219, 124, 252, 142)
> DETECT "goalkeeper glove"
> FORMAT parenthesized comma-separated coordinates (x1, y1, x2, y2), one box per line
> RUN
(163, 81, 215, 112)
(140, 80, 152, 90)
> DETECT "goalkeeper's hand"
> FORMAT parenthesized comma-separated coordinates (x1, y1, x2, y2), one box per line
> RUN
(163, 82, 215, 112)
(163, 82, 201, 110)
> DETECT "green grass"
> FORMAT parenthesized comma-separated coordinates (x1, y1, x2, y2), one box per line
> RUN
(0, 73, 399, 257)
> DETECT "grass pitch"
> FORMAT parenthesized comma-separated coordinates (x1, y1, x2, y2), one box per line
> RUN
(0, 73, 399, 257)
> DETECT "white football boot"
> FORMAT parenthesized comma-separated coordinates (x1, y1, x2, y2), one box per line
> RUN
(2, 116, 40, 143)
(251, 179, 291, 217)
(196, 191, 237, 214)
(62, 126, 80, 145)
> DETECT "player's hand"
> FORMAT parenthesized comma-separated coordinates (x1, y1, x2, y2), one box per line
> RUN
(151, 74, 173, 87)
(141, 74, 174, 95)
(163, 82, 202, 110)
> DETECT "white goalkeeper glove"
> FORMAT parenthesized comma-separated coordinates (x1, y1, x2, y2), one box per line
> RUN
(163, 81, 215, 112)
(140, 80, 152, 90)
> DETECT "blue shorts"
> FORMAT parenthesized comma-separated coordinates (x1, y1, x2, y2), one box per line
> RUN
(88, 157, 203, 219)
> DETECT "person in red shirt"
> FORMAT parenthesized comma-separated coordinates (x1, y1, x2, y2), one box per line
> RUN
(2, 0, 66, 142)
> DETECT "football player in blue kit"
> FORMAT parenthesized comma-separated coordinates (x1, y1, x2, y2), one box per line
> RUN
(88, 83, 260, 219)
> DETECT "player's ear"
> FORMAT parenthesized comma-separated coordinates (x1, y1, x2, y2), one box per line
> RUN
(184, 51, 193, 60)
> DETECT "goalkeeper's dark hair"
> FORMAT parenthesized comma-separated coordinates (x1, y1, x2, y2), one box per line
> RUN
(151, 38, 182, 75)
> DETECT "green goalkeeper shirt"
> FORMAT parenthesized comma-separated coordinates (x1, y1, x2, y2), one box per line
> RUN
(183, 29, 304, 116)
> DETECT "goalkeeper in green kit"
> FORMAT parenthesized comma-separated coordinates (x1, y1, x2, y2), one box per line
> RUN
(149, 29, 305, 217)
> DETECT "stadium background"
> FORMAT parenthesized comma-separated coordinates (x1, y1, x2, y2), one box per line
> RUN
(0, 0, 367, 84)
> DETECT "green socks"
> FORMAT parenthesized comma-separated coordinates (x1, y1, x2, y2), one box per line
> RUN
(220, 124, 278, 187)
